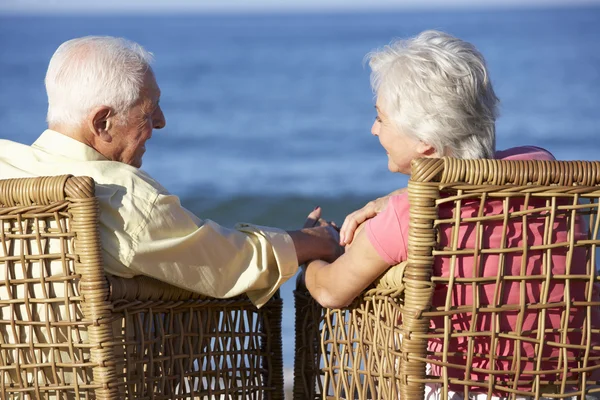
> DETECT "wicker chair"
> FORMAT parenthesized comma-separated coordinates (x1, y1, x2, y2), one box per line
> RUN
(294, 158, 600, 399)
(0, 175, 284, 400)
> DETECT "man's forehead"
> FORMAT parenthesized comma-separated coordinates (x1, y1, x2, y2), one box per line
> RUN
(142, 69, 161, 98)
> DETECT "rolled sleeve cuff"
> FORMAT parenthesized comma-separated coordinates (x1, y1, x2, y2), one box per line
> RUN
(235, 223, 299, 308)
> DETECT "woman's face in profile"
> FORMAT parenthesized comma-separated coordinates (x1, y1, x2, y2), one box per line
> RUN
(371, 98, 423, 175)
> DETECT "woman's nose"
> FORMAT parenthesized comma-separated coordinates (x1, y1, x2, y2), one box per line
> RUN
(371, 121, 379, 136)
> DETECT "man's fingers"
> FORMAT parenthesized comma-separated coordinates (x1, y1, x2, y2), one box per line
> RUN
(303, 217, 317, 228)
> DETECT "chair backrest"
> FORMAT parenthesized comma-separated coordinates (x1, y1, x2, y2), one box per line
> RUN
(0, 175, 120, 399)
(0, 175, 285, 399)
(107, 275, 285, 399)
(294, 158, 600, 400)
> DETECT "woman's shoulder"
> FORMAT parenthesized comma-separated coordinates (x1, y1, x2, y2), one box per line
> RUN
(387, 192, 410, 215)
(495, 146, 556, 161)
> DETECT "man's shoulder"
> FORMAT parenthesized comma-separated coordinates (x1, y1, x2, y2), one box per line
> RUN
(0, 147, 169, 202)
(0, 135, 172, 214)
(86, 161, 170, 199)
(0, 138, 31, 156)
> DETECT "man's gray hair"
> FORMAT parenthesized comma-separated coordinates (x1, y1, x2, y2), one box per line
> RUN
(45, 36, 154, 127)
(367, 30, 499, 160)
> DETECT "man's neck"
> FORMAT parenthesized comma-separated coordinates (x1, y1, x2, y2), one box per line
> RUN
(48, 124, 94, 149)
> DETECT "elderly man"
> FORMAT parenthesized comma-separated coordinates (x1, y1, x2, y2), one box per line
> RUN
(0, 35, 341, 307)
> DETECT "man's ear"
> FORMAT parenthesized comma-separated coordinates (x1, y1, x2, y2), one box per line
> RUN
(87, 106, 113, 143)
(417, 141, 440, 158)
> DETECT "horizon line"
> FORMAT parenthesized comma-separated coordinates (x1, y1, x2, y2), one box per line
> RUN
(2, 1, 600, 15)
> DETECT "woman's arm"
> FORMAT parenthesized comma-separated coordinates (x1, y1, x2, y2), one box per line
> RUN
(304, 226, 391, 309)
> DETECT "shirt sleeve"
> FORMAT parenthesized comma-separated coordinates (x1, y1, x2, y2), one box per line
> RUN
(122, 192, 298, 308)
(365, 193, 410, 265)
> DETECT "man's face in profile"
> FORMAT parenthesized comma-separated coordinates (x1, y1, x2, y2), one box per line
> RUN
(109, 70, 166, 168)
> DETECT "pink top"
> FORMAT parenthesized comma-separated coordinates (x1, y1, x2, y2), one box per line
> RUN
(366, 146, 600, 392)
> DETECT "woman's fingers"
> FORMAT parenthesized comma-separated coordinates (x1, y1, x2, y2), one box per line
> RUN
(303, 206, 322, 228)
(340, 205, 373, 245)
(340, 197, 390, 245)
(331, 220, 340, 232)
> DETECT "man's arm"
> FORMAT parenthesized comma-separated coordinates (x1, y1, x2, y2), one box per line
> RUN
(122, 193, 341, 308)
(287, 226, 341, 265)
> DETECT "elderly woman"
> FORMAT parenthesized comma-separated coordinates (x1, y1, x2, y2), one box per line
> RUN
(305, 30, 555, 307)
(304, 30, 599, 398)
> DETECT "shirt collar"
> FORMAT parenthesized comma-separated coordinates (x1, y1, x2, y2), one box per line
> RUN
(32, 129, 109, 162)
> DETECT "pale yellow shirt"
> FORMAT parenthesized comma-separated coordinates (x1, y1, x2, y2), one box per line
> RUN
(0, 129, 298, 307)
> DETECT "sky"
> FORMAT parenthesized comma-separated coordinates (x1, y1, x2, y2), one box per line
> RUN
(1, 0, 600, 14)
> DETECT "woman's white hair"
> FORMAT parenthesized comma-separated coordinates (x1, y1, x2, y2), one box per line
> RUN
(45, 36, 154, 127)
(367, 30, 499, 159)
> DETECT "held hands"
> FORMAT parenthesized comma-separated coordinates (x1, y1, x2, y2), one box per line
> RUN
(302, 207, 343, 263)
(303, 206, 338, 229)
(296, 206, 342, 288)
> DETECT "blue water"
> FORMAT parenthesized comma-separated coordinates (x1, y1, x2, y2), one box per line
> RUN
(1, 7, 600, 386)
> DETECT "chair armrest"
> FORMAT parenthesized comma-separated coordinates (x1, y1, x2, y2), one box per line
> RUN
(107, 275, 204, 302)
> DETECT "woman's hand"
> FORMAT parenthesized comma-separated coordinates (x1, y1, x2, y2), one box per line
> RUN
(340, 187, 407, 246)
(344, 221, 365, 251)
(340, 197, 387, 245)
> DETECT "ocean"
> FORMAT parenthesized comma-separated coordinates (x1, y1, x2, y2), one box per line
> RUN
(1, 6, 600, 390)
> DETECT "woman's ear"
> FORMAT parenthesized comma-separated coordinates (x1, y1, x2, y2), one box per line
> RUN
(87, 106, 113, 143)
(417, 141, 440, 158)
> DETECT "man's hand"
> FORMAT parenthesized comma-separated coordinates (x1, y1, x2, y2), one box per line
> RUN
(303, 206, 339, 230)
(288, 207, 343, 265)
(303, 207, 342, 262)
(340, 187, 407, 246)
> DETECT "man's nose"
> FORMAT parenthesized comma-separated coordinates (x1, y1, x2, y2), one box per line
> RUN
(154, 107, 166, 130)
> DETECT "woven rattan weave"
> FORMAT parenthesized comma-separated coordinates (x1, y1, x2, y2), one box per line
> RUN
(294, 158, 600, 400)
(0, 175, 284, 399)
